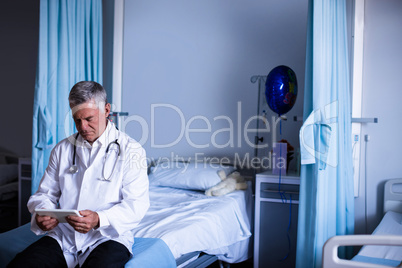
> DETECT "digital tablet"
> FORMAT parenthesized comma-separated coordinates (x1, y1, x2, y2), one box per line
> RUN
(34, 209, 82, 223)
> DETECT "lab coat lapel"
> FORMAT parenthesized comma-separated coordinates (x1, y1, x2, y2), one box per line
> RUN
(75, 139, 89, 169)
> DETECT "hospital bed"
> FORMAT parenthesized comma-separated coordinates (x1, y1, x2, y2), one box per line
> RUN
(0, 161, 252, 267)
(323, 178, 402, 268)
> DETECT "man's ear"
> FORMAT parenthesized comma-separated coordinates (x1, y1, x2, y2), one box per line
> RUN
(104, 103, 111, 117)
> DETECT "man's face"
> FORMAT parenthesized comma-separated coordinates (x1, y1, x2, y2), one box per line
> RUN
(71, 101, 111, 144)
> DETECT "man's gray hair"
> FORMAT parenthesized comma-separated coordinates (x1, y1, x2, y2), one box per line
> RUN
(68, 81, 108, 109)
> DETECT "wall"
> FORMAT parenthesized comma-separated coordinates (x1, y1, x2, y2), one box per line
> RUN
(0, 0, 39, 161)
(121, 0, 308, 167)
(103, 0, 115, 103)
(354, 0, 402, 234)
(0, 1, 115, 162)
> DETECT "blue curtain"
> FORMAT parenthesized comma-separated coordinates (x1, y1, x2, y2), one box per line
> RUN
(32, 0, 103, 194)
(296, 0, 354, 267)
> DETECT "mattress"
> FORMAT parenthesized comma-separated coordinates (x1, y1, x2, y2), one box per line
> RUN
(131, 183, 253, 263)
(352, 255, 401, 267)
(356, 211, 402, 261)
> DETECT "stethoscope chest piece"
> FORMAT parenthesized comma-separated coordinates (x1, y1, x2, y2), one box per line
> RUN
(69, 165, 78, 174)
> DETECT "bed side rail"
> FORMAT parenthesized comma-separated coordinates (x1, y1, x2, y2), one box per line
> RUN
(322, 235, 402, 268)
(384, 178, 402, 214)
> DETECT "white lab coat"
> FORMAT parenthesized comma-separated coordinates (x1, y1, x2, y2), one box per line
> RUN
(28, 122, 150, 267)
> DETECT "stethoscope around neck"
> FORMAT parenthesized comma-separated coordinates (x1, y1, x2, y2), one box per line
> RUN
(69, 133, 121, 181)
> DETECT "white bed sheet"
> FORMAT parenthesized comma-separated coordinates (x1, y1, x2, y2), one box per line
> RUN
(131, 182, 252, 263)
(357, 211, 402, 261)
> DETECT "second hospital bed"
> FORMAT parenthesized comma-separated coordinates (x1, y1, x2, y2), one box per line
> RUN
(0, 161, 252, 267)
(322, 178, 402, 268)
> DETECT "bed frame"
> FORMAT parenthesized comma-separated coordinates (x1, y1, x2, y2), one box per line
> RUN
(322, 178, 402, 268)
(176, 252, 218, 268)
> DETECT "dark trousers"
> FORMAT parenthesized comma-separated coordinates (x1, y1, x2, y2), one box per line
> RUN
(7, 236, 131, 268)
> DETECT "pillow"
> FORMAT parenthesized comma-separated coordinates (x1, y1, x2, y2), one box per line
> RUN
(149, 162, 235, 191)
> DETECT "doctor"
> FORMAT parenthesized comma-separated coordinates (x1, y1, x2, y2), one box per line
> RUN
(8, 81, 150, 268)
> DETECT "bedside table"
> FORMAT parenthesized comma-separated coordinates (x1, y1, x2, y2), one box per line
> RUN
(18, 158, 32, 226)
(254, 171, 300, 268)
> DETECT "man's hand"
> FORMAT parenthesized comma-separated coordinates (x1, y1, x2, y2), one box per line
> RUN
(66, 210, 99, 234)
(36, 214, 59, 231)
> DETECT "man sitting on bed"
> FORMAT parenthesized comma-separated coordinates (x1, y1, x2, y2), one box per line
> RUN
(8, 81, 150, 268)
